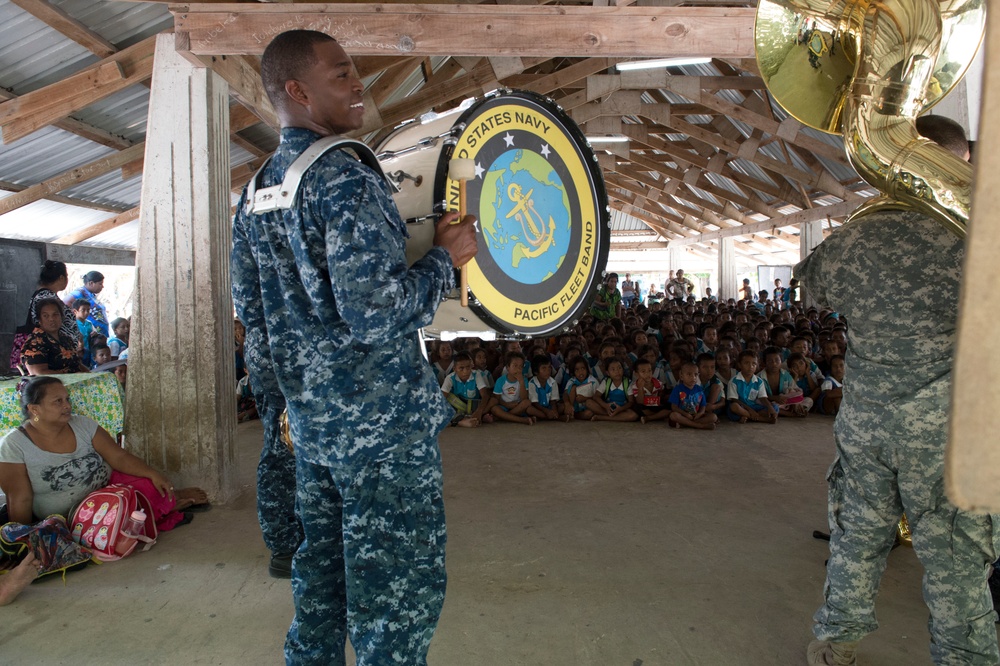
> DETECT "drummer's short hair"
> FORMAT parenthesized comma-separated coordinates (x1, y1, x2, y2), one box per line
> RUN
(915, 115, 969, 159)
(261, 30, 338, 109)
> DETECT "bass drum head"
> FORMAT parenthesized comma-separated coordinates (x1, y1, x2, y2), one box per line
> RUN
(439, 90, 610, 337)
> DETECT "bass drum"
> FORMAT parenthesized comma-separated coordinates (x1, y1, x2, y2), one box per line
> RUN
(376, 89, 610, 339)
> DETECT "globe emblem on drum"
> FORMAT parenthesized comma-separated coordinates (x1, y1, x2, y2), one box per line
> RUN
(479, 148, 571, 285)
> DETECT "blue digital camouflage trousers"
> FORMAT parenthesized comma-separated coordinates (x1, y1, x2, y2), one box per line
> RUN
(815, 426, 1000, 665)
(256, 391, 303, 556)
(285, 436, 447, 666)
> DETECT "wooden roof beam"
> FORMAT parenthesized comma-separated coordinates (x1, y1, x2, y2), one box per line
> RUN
(0, 34, 157, 145)
(668, 200, 863, 247)
(0, 143, 145, 216)
(10, 0, 118, 58)
(173, 5, 756, 58)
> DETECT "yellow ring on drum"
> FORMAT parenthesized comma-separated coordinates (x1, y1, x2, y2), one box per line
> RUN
(449, 102, 600, 333)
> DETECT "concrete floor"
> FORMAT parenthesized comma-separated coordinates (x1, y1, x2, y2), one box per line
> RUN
(1, 416, 991, 665)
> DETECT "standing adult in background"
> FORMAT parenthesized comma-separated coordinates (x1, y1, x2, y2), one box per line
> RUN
(63, 271, 109, 338)
(230, 30, 476, 665)
(620, 273, 637, 310)
(801, 116, 998, 666)
(590, 272, 622, 321)
(668, 269, 693, 305)
(11, 261, 79, 372)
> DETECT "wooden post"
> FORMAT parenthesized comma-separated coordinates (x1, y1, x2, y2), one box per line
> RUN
(126, 34, 236, 501)
(947, 8, 1000, 511)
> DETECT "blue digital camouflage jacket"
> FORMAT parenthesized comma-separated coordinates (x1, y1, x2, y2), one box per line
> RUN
(232, 128, 455, 466)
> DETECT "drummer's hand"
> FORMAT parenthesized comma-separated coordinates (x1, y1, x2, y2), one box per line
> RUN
(434, 212, 478, 268)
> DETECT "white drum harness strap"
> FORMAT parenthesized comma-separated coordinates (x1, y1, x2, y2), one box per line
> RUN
(245, 136, 387, 215)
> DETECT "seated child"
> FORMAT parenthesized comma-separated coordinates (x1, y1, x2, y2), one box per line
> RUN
(589, 357, 638, 422)
(113, 360, 127, 389)
(759, 346, 805, 417)
(819, 355, 845, 416)
(491, 351, 535, 425)
(107, 317, 130, 359)
(696, 353, 726, 415)
(442, 351, 490, 427)
(727, 350, 777, 424)
(91, 343, 112, 370)
(432, 340, 455, 385)
(786, 352, 818, 413)
(527, 355, 563, 422)
(630, 357, 669, 423)
(668, 361, 718, 430)
(591, 342, 617, 382)
(564, 357, 600, 421)
(714, 347, 736, 386)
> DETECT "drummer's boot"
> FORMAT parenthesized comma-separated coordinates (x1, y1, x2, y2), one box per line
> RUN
(807, 639, 859, 665)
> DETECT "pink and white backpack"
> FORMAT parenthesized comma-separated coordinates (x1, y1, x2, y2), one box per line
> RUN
(69, 484, 158, 561)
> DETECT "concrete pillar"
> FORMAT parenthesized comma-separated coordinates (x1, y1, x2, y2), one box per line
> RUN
(126, 34, 236, 500)
(799, 219, 824, 260)
(718, 237, 736, 301)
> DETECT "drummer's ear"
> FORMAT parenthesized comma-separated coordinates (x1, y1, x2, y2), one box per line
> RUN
(284, 79, 309, 107)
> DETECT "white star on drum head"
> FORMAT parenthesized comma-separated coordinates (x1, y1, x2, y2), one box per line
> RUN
(475, 162, 485, 179)
(540, 143, 551, 158)
(503, 132, 515, 147)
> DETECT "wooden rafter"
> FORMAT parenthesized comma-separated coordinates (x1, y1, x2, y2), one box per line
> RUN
(10, 0, 118, 58)
(172, 5, 756, 58)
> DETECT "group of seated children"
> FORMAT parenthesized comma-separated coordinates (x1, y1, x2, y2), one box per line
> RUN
(431, 296, 847, 431)
(72, 301, 130, 374)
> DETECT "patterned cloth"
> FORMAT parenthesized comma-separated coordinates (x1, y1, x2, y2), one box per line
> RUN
(797, 210, 1000, 664)
(589, 286, 621, 320)
(27, 288, 80, 345)
(231, 127, 453, 665)
(0, 372, 124, 439)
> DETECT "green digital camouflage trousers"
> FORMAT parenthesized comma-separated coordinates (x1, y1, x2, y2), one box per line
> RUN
(815, 418, 1000, 665)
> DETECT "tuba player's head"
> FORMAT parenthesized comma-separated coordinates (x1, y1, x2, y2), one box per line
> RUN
(915, 115, 970, 162)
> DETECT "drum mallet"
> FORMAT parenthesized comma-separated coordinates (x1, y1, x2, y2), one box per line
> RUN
(449, 158, 476, 307)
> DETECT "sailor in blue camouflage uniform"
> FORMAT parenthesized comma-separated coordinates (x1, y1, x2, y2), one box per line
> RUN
(799, 116, 999, 666)
(230, 30, 477, 666)
(242, 322, 303, 578)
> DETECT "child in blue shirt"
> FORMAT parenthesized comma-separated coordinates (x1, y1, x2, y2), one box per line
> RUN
(727, 350, 777, 423)
(73, 299, 94, 366)
(668, 361, 717, 430)
(107, 317, 130, 359)
(527, 355, 563, 422)
(564, 356, 599, 421)
(630, 357, 669, 424)
(442, 352, 490, 427)
(787, 352, 819, 413)
(590, 358, 639, 422)
(696, 353, 726, 415)
(819, 355, 846, 416)
(491, 351, 534, 425)
(760, 346, 804, 417)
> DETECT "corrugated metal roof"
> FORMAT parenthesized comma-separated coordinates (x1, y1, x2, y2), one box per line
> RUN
(0, 190, 111, 241)
(0, 127, 116, 185)
(0, 1, 96, 93)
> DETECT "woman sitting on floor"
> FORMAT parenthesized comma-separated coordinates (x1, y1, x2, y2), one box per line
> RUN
(0, 377, 208, 531)
(20, 299, 89, 376)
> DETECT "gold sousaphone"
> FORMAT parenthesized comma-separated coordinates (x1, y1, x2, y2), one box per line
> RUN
(755, 0, 985, 238)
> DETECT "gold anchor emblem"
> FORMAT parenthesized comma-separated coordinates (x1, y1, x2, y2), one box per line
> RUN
(505, 183, 555, 258)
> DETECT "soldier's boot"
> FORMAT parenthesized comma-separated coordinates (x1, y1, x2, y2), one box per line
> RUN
(807, 639, 859, 665)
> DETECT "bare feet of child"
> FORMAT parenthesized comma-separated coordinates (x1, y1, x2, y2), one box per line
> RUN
(0, 553, 39, 606)
(175, 487, 210, 511)
(481, 413, 494, 424)
(562, 413, 573, 423)
(457, 417, 479, 428)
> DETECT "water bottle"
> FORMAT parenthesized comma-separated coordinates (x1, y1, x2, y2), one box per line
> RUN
(121, 509, 146, 539)
(115, 509, 146, 556)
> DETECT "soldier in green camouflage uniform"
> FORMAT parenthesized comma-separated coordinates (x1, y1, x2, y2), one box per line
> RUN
(798, 210, 1000, 665)
(231, 31, 476, 665)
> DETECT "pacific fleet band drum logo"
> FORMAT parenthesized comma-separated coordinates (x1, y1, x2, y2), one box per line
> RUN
(445, 95, 604, 334)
